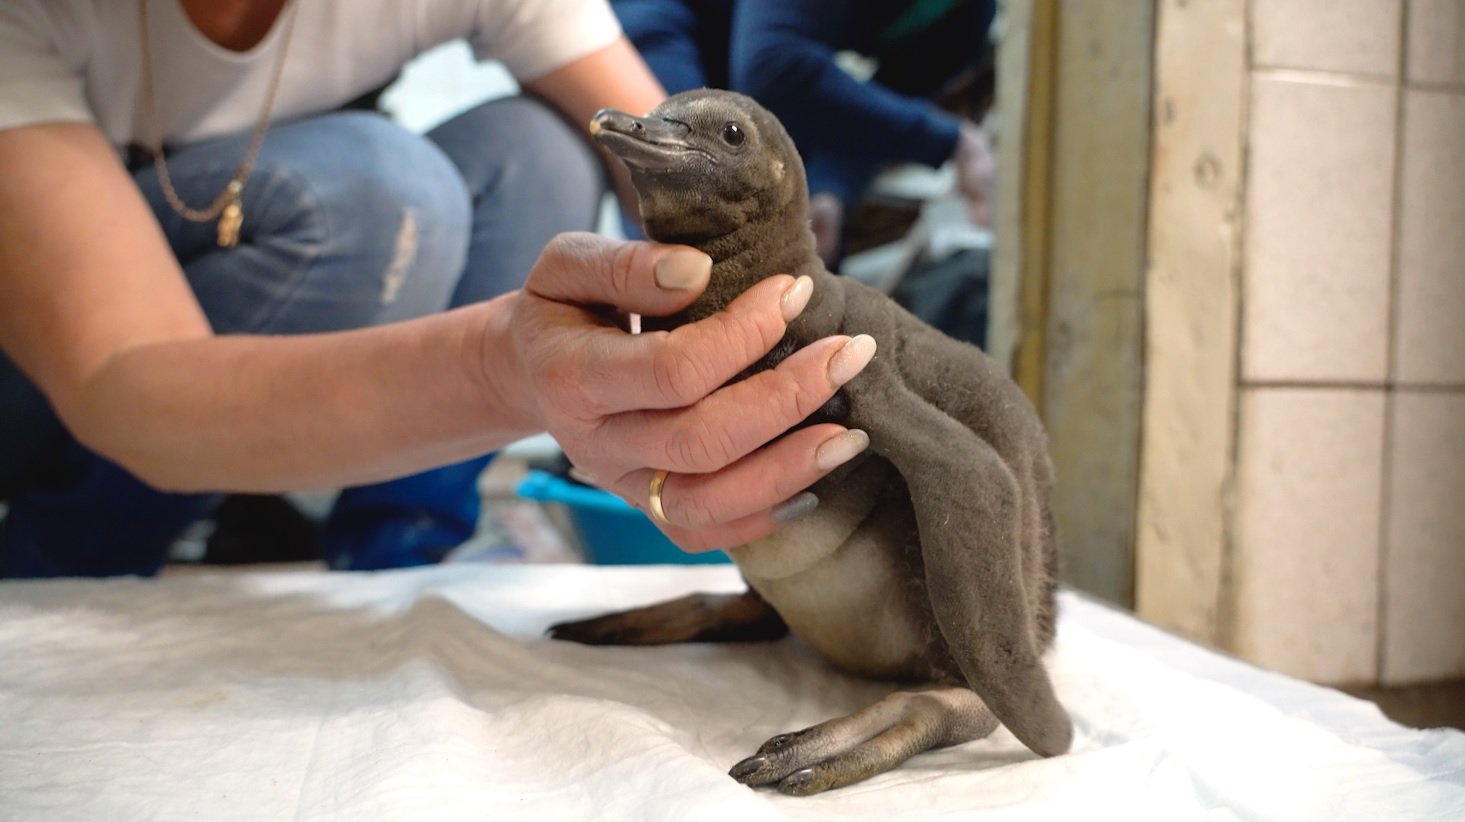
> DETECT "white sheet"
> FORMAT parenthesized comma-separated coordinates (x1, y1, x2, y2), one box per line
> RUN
(2, 564, 1461, 821)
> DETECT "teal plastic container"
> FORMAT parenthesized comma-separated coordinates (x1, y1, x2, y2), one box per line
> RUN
(515, 470, 731, 565)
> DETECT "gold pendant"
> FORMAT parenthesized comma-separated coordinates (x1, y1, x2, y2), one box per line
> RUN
(217, 198, 243, 248)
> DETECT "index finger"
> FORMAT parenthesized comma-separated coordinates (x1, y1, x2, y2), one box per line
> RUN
(529, 273, 806, 416)
(526, 232, 713, 318)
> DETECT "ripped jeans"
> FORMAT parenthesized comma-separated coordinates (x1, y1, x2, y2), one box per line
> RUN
(0, 97, 603, 577)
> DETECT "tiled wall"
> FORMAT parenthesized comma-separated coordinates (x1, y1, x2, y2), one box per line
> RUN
(1233, 0, 1465, 685)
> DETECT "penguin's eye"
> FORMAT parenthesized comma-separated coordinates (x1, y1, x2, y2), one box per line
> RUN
(721, 122, 746, 147)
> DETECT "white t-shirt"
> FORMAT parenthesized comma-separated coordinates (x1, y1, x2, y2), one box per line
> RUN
(0, 0, 621, 149)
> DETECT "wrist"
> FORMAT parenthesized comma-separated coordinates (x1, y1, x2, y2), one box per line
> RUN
(461, 293, 544, 441)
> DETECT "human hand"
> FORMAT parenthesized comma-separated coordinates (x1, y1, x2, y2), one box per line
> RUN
(953, 121, 995, 228)
(505, 233, 874, 552)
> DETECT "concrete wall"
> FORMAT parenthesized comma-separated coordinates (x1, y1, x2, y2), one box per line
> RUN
(1139, 0, 1465, 686)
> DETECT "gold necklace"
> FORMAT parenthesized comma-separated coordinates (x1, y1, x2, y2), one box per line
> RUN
(138, 0, 300, 248)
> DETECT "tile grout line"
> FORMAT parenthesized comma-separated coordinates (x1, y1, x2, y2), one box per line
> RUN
(1406, 79, 1465, 94)
(1216, 0, 1259, 655)
(1239, 380, 1465, 393)
(1374, 0, 1412, 686)
(1249, 72, 1465, 95)
(1252, 65, 1397, 87)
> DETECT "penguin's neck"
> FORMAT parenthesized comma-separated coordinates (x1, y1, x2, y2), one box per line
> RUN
(654, 211, 820, 326)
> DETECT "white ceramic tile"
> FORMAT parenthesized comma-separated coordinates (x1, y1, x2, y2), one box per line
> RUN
(1396, 89, 1465, 385)
(1234, 387, 1386, 683)
(1243, 78, 1396, 383)
(1381, 391, 1465, 683)
(1407, 0, 1465, 86)
(1254, 0, 1401, 77)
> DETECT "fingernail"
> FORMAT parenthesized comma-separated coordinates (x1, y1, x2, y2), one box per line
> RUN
(780, 275, 813, 322)
(827, 334, 876, 386)
(815, 429, 869, 471)
(772, 492, 819, 523)
(655, 251, 711, 290)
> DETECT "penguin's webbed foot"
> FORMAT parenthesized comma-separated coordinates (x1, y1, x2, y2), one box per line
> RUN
(729, 686, 1000, 796)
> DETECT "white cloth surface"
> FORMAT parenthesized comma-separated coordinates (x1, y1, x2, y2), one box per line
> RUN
(1, 564, 1461, 821)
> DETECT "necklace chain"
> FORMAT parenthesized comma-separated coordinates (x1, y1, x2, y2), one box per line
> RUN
(138, 0, 299, 246)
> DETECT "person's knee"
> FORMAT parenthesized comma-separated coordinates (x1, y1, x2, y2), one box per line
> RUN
(246, 112, 473, 329)
(502, 99, 601, 214)
(431, 96, 601, 219)
(309, 113, 471, 292)
(423, 97, 604, 306)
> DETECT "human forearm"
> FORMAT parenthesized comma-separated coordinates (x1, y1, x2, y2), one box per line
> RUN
(0, 121, 540, 493)
(70, 298, 533, 493)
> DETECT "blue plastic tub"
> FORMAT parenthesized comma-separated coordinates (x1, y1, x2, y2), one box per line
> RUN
(515, 470, 730, 565)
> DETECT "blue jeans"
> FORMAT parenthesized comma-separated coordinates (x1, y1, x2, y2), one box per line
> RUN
(0, 96, 603, 577)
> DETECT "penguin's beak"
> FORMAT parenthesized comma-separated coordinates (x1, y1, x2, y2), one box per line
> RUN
(589, 108, 710, 171)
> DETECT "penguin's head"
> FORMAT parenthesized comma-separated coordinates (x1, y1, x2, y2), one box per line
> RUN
(590, 89, 807, 244)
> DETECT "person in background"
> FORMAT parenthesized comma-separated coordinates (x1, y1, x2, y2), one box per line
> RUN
(0, 0, 872, 577)
(612, 0, 998, 265)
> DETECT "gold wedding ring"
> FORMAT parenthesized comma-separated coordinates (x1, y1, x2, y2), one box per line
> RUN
(647, 469, 672, 526)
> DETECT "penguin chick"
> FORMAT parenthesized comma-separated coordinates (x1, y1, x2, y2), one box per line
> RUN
(552, 89, 1073, 796)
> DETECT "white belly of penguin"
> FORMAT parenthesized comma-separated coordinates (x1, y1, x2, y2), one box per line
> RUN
(728, 506, 926, 680)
